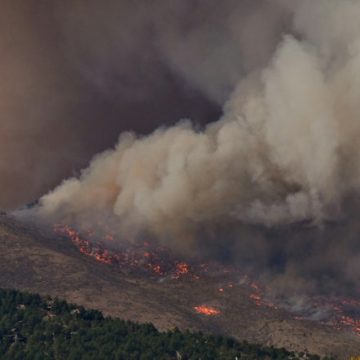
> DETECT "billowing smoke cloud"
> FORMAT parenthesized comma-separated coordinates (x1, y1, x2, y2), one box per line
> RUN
(3, 0, 268, 208)
(14, 1, 360, 297)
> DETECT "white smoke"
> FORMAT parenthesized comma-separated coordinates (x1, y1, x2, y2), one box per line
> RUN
(32, 1, 360, 252)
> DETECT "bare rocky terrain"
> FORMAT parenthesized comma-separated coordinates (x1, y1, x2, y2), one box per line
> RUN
(0, 213, 359, 359)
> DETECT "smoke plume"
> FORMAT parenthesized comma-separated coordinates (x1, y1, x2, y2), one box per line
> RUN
(13, 1, 360, 296)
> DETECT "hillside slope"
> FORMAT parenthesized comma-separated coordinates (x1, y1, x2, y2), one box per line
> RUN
(0, 214, 359, 358)
(0, 288, 324, 360)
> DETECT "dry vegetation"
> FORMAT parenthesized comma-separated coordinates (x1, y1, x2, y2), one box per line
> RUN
(0, 214, 359, 359)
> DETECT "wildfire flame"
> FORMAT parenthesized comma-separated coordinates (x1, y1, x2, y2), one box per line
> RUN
(247, 280, 360, 337)
(54, 224, 196, 279)
(54, 223, 360, 336)
(194, 305, 220, 316)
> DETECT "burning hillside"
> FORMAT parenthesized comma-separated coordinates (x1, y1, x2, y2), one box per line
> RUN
(0, 213, 359, 357)
(53, 221, 360, 340)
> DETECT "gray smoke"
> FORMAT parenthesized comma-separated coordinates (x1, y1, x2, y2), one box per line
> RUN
(13, 1, 360, 297)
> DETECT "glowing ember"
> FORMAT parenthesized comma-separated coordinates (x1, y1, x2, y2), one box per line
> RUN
(246, 280, 278, 310)
(151, 264, 164, 275)
(194, 305, 220, 316)
(250, 293, 262, 306)
(172, 262, 190, 279)
(327, 299, 360, 336)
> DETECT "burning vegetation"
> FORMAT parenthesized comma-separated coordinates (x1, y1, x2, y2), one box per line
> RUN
(54, 224, 197, 279)
(193, 305, 220, 316)
(54, 223, 360, 338)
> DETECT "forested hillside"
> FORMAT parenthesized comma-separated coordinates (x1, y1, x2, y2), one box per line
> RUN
(0, 288, 332, 360)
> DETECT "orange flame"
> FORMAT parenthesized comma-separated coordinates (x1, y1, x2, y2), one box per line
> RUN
(54, 224, 199, 279)
(194, 305, 220, 316)
(176, 262, 190, 275)
(56, 223, 360, 337)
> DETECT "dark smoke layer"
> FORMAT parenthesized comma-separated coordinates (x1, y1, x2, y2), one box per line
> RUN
(13, 1, 360, 299)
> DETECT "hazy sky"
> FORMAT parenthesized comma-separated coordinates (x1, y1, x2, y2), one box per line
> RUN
(1, 0, 238, 208)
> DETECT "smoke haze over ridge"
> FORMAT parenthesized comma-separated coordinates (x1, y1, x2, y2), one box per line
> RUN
(8, 1, 360, 297)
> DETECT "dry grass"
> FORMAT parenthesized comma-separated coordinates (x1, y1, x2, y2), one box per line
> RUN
(0, 214, 359, 359)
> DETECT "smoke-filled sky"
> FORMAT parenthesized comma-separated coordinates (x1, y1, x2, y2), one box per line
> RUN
(0, 0, 292, 209)
(9, 1, 360, 297)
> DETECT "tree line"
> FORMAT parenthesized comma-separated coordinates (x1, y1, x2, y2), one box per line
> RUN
(0, 288, 334, 360)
